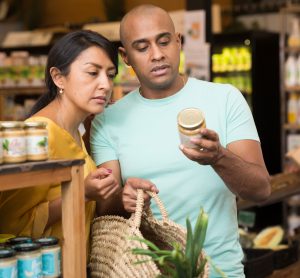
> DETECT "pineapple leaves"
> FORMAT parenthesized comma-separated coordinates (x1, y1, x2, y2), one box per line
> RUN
(130, 207, 216, 278)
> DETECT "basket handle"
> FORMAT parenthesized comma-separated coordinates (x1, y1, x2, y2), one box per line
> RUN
(133, 189, 168, 228)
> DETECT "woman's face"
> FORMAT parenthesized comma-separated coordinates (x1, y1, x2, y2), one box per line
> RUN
(62, 46, 116, 116)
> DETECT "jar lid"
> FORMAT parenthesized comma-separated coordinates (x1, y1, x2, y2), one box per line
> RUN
(13, 242, 41, 252)
(1, 121, 24, 129)
(35, 237, 59, 247)
(7, 236, 32, 246)
(177, 108, 205, 130)
(24, 121, 47, 128)
(0, 247, 16, 258)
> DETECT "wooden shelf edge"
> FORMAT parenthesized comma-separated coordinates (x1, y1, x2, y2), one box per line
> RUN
(285, 86, 300, 92)
(283, 124, 300, 130)
(280, 5, 300, 14)
(0, 87, 46, 95)
(238, 172, 300, 210)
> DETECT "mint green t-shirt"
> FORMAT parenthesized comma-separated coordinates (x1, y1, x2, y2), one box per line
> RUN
(90, 78, 259, 277)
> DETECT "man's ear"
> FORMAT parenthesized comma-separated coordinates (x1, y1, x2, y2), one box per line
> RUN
(175, 32, 182, 49)
(118, 46, 130, 66)
(50, 67, 64, 89)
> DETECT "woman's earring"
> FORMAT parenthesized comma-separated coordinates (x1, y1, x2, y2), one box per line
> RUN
(59, 88, 64, 94)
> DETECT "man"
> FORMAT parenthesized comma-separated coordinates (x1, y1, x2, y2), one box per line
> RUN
(90, 4, 271, 277)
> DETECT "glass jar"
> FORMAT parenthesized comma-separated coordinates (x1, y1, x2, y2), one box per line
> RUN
(25, 121, 48, 161)
(0, 247, 17, 278)
(0, 123, 3, 164)
(35, 237, 61, 278)
(14, 242, 42, 278)
(177, 108, 206, 149)
(1, 121, 26, 163)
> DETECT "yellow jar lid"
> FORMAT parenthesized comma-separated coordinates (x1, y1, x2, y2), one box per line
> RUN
(177, 108, 205, 130)
(0, 234, 15, 243)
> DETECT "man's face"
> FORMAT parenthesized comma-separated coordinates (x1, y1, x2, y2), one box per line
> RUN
(120, 12, 181, 91)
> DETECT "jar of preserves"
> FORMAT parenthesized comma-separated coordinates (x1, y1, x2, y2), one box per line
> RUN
(35, 237, 61, 278)
(2, 121, 26, 163)
(14, 242, 42, 278)
(0, 123, 3, 164)
(0, 247, 17, 278)
(177, 108, 206, 149)
(25, 121, 48, 161)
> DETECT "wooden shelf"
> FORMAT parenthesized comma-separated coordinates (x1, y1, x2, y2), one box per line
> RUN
(238, 172, 300, 210)
(0, 159, 87, 278)
(283, 124, 300, 131)
(281, 5, 300, 14)
(0, 86, 46, 96)
(285, 86, 300, 92)
(285, 47, 300, 53)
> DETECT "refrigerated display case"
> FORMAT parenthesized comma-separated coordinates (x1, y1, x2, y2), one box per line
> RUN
(212, 31, 281, 176)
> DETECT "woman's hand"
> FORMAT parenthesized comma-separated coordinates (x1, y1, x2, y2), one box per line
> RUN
(122, 177, 159, 213)
(84, 168, 119, 201)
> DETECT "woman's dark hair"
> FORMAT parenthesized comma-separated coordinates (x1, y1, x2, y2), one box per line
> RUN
(29, 30, 118, 116)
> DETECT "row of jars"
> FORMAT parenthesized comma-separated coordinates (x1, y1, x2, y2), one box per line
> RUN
(0, 121, 48, 164)
(0, 236, 61, 278)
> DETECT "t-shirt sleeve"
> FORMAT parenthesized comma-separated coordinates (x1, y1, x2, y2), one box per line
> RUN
(90, 113, 118, 166)
(225, 85, 259, 145)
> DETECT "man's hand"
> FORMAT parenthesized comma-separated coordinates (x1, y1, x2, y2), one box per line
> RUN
(122, 178, 159, 213)
(180, 128, 223, 166)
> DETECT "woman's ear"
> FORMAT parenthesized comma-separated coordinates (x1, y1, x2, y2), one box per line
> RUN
(118, 47, 130, 66)
(50, 67, 64, 89)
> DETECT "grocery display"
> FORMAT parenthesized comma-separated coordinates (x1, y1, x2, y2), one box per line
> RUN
(212, 31, 281, 175)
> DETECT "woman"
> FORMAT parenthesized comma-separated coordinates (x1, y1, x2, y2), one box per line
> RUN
(0, 30, 119, 250)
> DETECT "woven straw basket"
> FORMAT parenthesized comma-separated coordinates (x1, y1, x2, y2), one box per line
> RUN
(89, 189, 209, 278)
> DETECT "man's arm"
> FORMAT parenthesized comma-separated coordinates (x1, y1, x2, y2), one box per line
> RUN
(180, 128, 271, 202)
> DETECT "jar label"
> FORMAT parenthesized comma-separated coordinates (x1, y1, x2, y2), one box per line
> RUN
(0, 264, 18, 278)
(26, 136, 48, 155)
(42, 249, 61, 276)
(2, 137, 26, 157)
(179, 133, 202, 149)
(17, 256, 42, 278)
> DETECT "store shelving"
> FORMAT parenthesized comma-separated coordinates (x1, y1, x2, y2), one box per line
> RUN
(212, 31, 281, 175)
(0, 86, 45, 96)
(280, 4, 300, 168)
(0, 159, 87, 278)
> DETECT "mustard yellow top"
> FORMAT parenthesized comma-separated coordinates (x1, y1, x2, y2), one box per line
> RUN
(0, 116, 96, 251)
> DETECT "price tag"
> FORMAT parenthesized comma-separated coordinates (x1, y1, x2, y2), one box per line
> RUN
(238, 210, 256, 228)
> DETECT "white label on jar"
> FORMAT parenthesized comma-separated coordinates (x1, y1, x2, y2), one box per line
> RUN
(26, 136, 48, 155)
(179, 133, 202, 149)
(17, 254, 42, 278)
(3, 136, 26, 157)
(41, 248, 61, 276)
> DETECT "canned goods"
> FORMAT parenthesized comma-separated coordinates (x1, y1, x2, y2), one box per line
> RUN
(25, 121, 48, 161)
(177, 108, 206, 149)
(1, 121, 26, 163)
